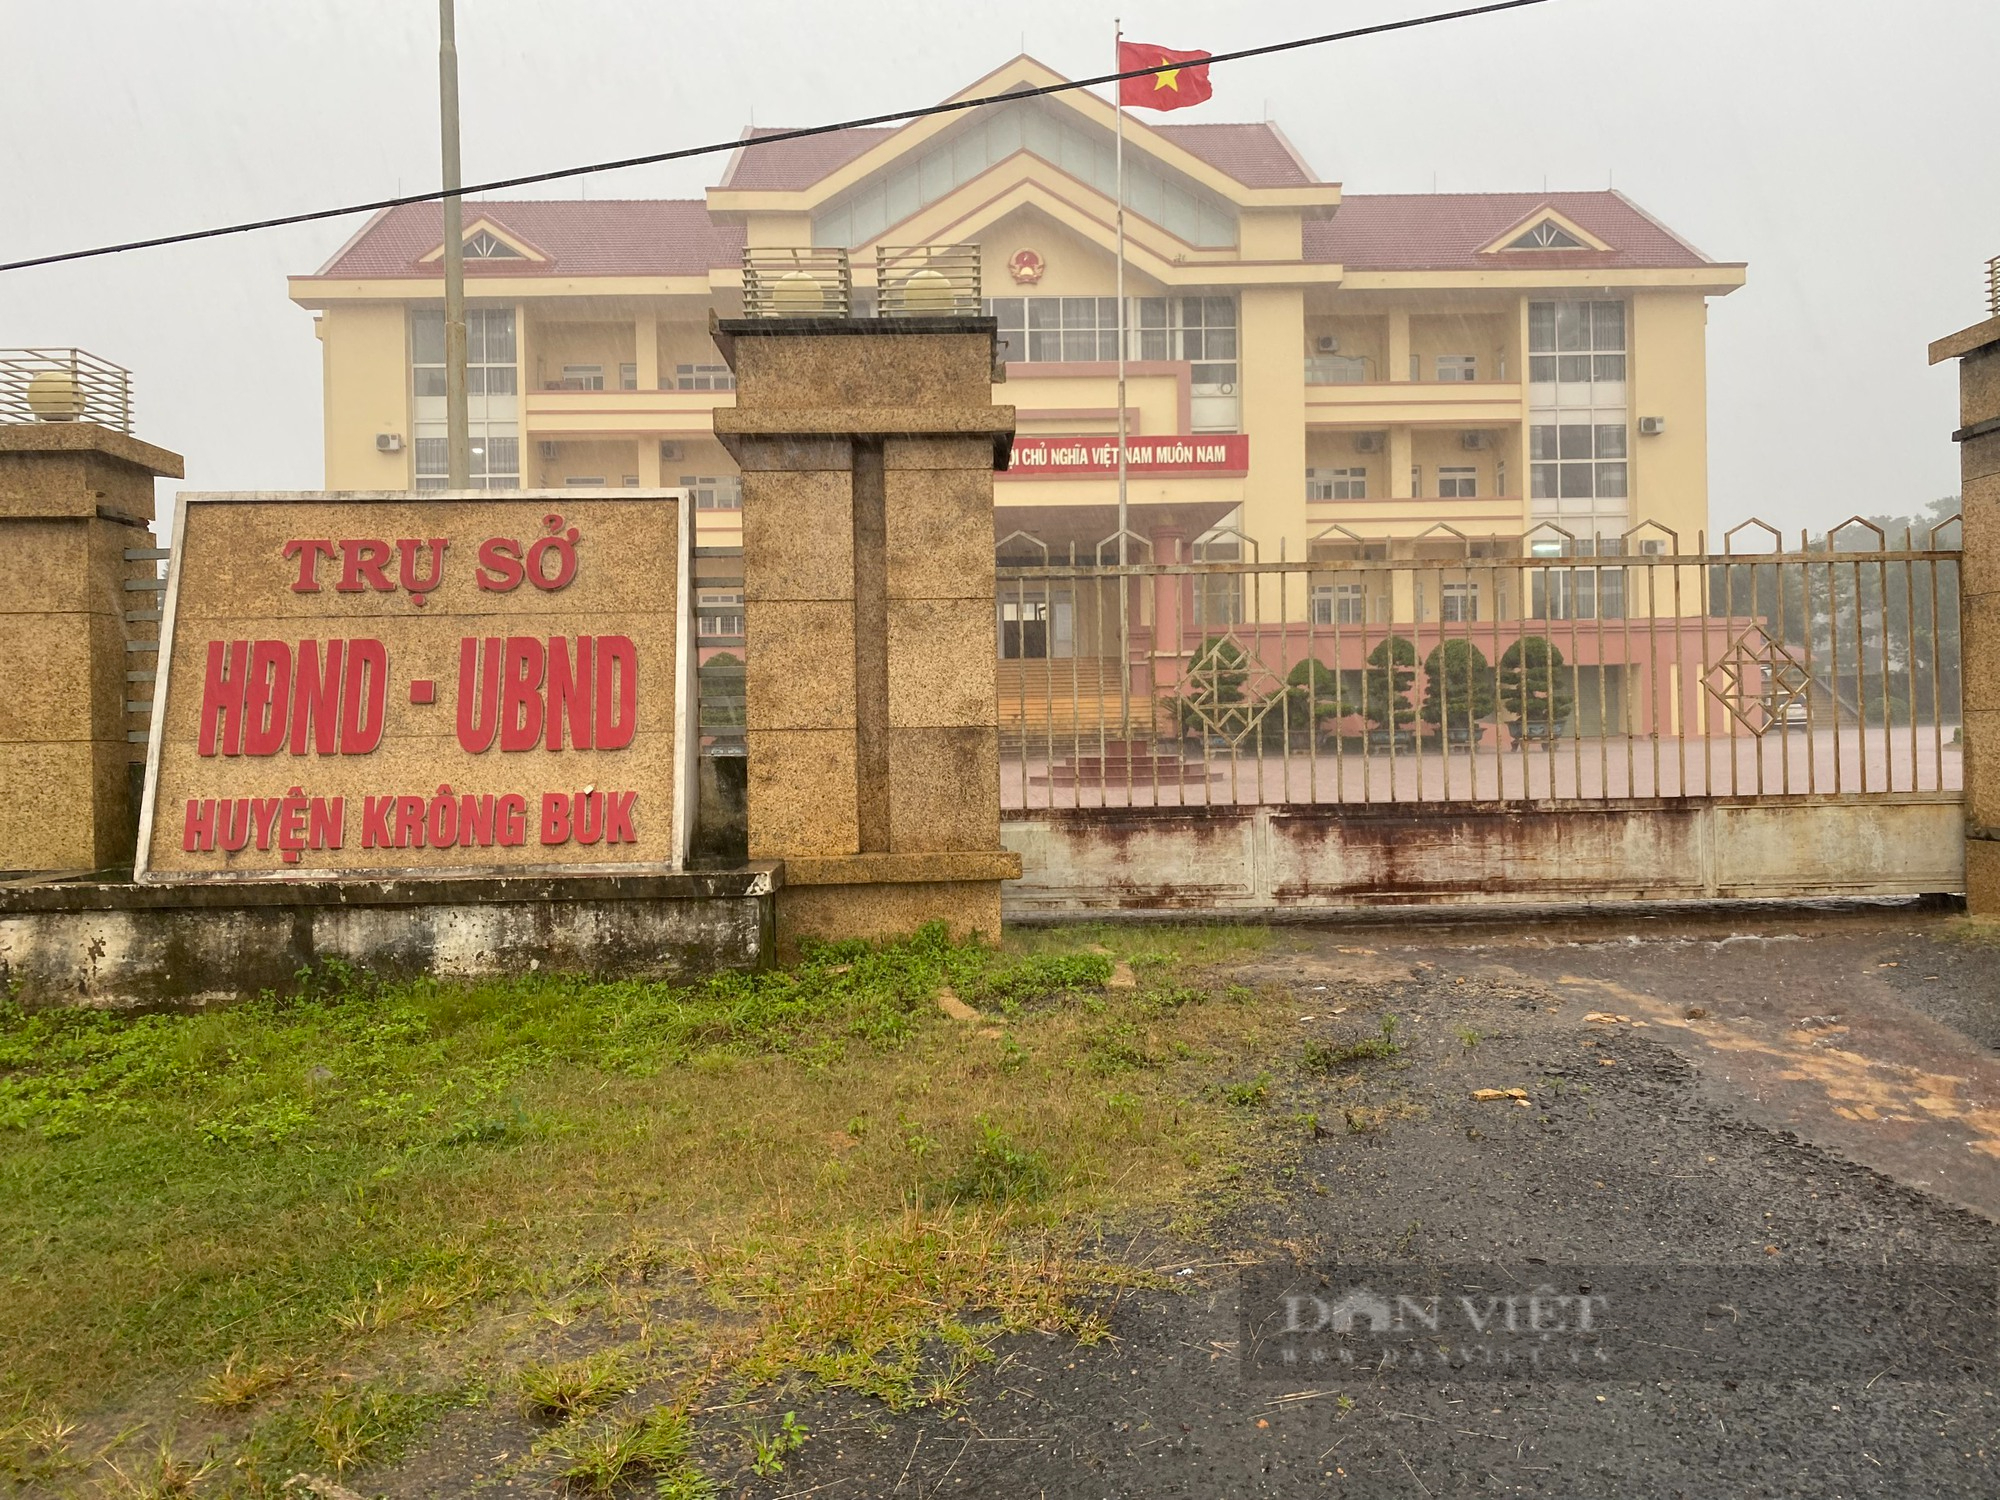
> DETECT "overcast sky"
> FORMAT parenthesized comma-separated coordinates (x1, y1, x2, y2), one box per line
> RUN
(3, 0, 1994, 543)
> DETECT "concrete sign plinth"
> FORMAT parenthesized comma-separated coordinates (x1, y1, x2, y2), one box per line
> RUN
(713, 316, 1021, 951)
(0, 423, 183, 873)
(1932, 311, 2000, 916)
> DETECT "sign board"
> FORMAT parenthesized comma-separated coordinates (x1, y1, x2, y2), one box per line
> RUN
(136, 491, 694, 882)
(1001, 433, 1250, 478)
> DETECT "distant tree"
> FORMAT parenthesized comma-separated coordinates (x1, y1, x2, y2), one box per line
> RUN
(1358, 636, 1418, 733)
(1173, 635, 1255, 742)
(1421, 639, 1496, 735)
(1499, 636, 1573, 735)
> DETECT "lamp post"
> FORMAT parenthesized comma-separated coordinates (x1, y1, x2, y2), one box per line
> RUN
(439, 0, 471, 489)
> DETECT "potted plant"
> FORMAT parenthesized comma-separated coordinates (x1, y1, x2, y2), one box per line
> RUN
(1421, 639, 1496, 748)
(1499, 635, 1573, 746)
(1359, 635, 1418, 752)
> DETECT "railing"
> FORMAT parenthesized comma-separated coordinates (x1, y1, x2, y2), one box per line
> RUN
(995, 518, 1963, 808)
(0, 348, 134, 433)
(1988, 254, 1999, 319)
(1304, 354, 1371, 384)
(877, 245, 981, 318)
(741, 248, 853, 320)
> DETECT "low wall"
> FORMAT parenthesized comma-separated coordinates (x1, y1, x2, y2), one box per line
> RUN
(0, 868, 776, 1008)
(1001, 797, 1966, 914)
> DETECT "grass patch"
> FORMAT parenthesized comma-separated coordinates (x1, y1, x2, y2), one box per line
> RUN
(551, 1407, 706, 1496)
(0, 923, 1302, 1495)
(1301, 1015, 1402, 1074)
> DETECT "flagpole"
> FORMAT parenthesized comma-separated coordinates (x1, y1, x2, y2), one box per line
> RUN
(1113, 18, 1132, 737)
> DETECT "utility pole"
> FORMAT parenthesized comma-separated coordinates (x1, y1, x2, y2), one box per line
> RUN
(439, 0, 471, 488)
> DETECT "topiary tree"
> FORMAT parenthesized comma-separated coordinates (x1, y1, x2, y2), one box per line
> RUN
(1277, 657, 1355, 739)
(1499, 635, 1574, 739)
(1358, 635, 1418, 737)
(1421, 639, 1496, 739)
(1173, 635, 1254, 742)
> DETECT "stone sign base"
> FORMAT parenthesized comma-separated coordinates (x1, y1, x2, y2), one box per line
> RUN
(0, 867, 775, 1008)
(776, 850, 1022, 956)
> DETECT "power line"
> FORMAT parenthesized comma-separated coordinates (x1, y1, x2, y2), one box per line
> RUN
(0, 0, 1556, 276)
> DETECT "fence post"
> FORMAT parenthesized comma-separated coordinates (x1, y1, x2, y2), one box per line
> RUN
(1931, 297, 2000, 916)
(713, 309, 1021, 954)
(0, 424, 183, 872)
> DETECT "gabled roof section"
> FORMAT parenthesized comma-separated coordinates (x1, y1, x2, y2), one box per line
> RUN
(704, 55, 1340, 219)
(1306, 191, 1728, 272)
(1477, 204, 1611, 255)
(415, 216, 550, 264)
(307, 200, 745, 279)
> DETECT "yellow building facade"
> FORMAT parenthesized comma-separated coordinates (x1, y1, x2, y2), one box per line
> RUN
(289, 56, 1743, 586)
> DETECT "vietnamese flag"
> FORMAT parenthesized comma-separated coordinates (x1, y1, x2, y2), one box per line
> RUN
(1117, 41, 1213, 111)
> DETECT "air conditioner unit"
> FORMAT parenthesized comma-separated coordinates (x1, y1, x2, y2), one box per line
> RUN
(1461, 431, 1489, 451)
(375, 432, 404, 453)
(1315, 335, 1340, 354)
(659, 440, 682, 461)
(538, 441, 559, 460)
(1352, 431, 1383, 454)
(1638, 416, 1667, 436)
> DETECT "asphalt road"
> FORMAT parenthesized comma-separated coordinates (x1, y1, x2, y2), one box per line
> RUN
(759, 904, 1999, 1499)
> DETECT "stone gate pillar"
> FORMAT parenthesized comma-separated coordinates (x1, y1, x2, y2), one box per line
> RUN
(1932, 296, 2000, 916)
(713, 313, 1020, 951)
(0, 424, 183, 872)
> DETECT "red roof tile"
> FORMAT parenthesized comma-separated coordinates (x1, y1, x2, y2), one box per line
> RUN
(313, 199, 743, 279)
(1306, 191, 1720, 271)
(1151, 123, 1318, 187)
(719, 127, 895, 191)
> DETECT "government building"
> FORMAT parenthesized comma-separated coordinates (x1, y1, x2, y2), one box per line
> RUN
(288, 55, 1743, 705)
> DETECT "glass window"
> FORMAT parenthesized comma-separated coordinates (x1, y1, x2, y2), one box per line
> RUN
(1436, 355, 1477, 382)
(1307, 466, 1368, 501)
(683, 475, 744, 510)
(560, 364, 604, 391)
(1310, 582, 1367, 626)
(1438, 466, 1478, 499)
(1441, 582, 1479, 622)
(675, 363, 736, 391)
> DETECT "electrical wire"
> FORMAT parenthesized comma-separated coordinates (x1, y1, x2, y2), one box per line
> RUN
(0, 0, 1556, 275)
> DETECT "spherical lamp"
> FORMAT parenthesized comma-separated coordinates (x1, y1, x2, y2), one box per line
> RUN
(899, 267, 955, 313)
(771, 270, 827, 316)
(25, 370, 85, 421)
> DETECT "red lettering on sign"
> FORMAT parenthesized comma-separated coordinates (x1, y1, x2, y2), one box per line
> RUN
(198, 640, 250, 757)
(500, 638, 546, 752)
(283, 539, 338, 593)
(605, 791, 637, 844)
(242, 641, 291, 757)
(397, 538, 448, 605)
(337, 539, 396, 593)
(546, 635, 594, 751)
(182, 798, 217, 852)
(339, 639, 388, 754)
(456, 637, 501, 753)
(475, 537, 525, 592)
(497, 793, 528, 846)
(289, 640, 345, 755)
(595, 635, 637, 750)
(540, 792, 571, 845)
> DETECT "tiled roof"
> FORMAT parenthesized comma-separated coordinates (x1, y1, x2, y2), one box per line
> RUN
(1151, 123, 1318, 187)
(312, 200, 744, 278)
(716, 118, 1319, 192)
(719, 127, 895, 190)
(1306, 191, 1720, 271)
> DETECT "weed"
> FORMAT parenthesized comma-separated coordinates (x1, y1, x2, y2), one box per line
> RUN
(1457, 1026, 1483, 1050)
(1222, 1074, 1272, 1108)
(0, 1405, 80, 1484)
(958, 952, 1111, 1015)
(939, 1122, 1052, 1205)
(194, 1350, 296, 1411)
(748, 1411, 810, 1478)
(1336, 1393, 1355, 1413)
(997, 1033, 1028, 1072)
(251, 1383, 444, 1476)
(519, 1350, 633, 1422)
(1081, 1020, 1160, 1074)
(553, 1407, 700, 1496)
(100, 1437, 219, 1498)
(1137, 984, 1210, 1013)
(1302, 1016, 1402, 1074)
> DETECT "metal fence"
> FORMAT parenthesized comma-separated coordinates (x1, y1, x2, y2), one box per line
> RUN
(0, 348, 134, 433)
(997, 519, 1962, 809)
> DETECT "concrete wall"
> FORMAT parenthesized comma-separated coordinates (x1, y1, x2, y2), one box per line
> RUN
(1629, 291, 1712, 547)
(1000, 797, 1965, 914)
(0, 870, 774, 1008)
(319, 304, 413, 490)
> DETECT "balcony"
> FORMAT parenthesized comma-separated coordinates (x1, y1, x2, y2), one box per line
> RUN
(1305, 372, 1524, 429)
(1304, 491, 1528, 541)
(523, 385, 735, 440)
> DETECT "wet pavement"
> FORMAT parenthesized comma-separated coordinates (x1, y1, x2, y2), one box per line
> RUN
(758, 902, 2000, 1499)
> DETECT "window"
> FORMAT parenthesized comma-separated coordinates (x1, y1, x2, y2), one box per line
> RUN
(1440, 582, 1479, 623)
(564, 476, 606, 487)
(1310, 582, 1366, 626)
(676, 363, 735, 391)
(558, 364, 604, 391)
(985, 295, 1235, 380)
(622, 475, 640, 487)
(1528, 300, 1626, 385)
(1438, 466, 1479, 499)
(1411, 466, 1422, 497)
(412, 307, 517, 399)
(1307, 466, 1368, 501)
(1436, 354, 1478, 382)
(619, 363, 638, 391)
(411, 431, 520, 491)
(1530, 423, 1627, 501)
(410, 308, 519, 490)
(464, 229, 525, 259)
(1529, 539, 1627, 619)
(683, 475, 743, 510)
(697, 589, 745, 640)
(1506, 220, 1586, 250)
